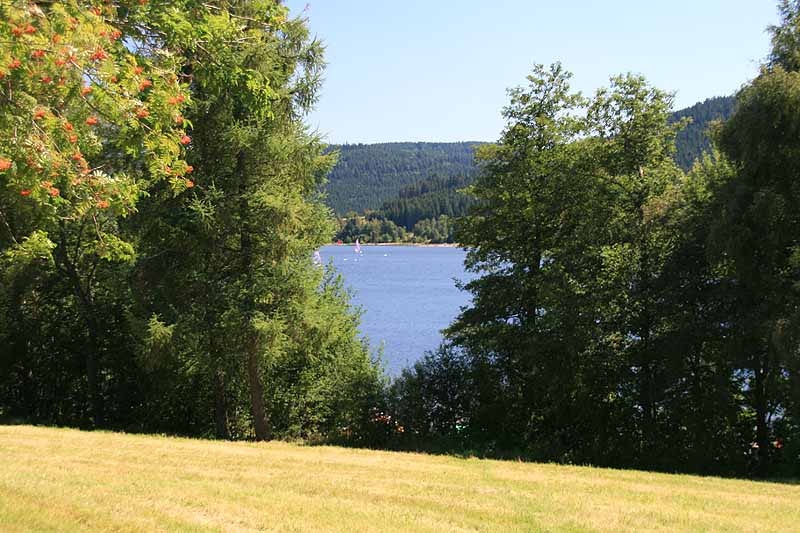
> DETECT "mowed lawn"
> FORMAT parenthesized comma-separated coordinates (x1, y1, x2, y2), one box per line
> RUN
(0, 425, 797, 532)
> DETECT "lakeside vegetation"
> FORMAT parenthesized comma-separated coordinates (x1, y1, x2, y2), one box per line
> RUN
(333, 174, 472, 244)
(2, 425, 798, 532)
(380, 5, 800, 479)
(334, 212, 459, 244)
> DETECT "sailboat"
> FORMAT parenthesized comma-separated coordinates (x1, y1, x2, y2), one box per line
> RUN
(354, 238, 362, 254)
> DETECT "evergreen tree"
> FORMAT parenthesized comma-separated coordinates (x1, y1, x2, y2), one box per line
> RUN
(132, 1, 379, 441)
(324, 142, 480, 214)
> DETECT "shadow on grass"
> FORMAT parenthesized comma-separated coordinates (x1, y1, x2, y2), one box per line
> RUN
(309, 435, 800, 486)
(4, 417, 797, 486)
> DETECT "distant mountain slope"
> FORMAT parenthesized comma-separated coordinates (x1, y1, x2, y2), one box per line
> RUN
(323, 142, 481, 214)
(378, 174, 476, 231)
(671, 95, 736, 169)
(323, 96, 737, 215)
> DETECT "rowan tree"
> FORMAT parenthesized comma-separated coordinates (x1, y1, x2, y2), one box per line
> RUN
(0, 0, 192, 425)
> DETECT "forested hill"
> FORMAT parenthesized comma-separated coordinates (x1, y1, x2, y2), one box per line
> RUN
(671, 95, 736, 169)
(379, 174, 475, 230)
(335, 173, 476, 244)
(324, 142, 481, 214)
(323, 97, 735, 216)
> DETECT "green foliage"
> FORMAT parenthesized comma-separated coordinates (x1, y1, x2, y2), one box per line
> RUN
(0, 0, 194, 428)
(1, 230, 55, 271)
(264, 268, 384, 440)
(335, 213, 410, 244)
(389, 43, 800, 476)
(388, 345, 475, 447)
(333, 172, 473, 244)
(411, 215, 456, 243)
(709, 38, 800, 475)
(379, 174, 475, 231)
(770, 0, 800, 71)
(0, 1, 382, 444)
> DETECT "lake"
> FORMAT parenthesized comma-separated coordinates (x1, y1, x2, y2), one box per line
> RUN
(319, 245, 474, 375)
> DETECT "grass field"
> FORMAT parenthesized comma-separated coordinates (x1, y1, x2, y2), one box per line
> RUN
(0, 425, 798, 532)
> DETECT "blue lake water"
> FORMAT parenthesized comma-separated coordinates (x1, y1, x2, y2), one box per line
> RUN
(319, 245, 474, 375)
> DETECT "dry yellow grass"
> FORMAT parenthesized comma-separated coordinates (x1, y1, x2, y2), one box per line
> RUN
(0, 425, 797, 532)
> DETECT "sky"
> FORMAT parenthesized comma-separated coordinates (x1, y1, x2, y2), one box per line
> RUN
(284, 1, 780, 144)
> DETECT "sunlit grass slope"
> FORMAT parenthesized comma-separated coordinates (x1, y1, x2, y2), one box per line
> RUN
(1, 425, 797, 532)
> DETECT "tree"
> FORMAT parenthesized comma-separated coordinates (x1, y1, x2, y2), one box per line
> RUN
(443, 65, 736, 470)
(706, 2, 800, 472)
(131, 0, 380, 440)
(585, 74, 688, 464)
(769, 0, 800, 72)
(447, 63, 607, 458)
(0, 0, 190, 426)
(436, 8, 800, 475)
(1, 1, 383, 443)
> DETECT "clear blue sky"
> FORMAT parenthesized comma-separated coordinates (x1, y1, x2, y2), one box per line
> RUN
(285, 1, 779, 144)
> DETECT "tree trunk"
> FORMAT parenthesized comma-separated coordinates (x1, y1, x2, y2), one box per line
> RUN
(237, 149, 271, 441)
(753, 350, 770, 477)
(246, 335, 271, 441)
(214, 368, 229, 439)
(638, 238, 656, 459)
(85, 317, 104, 428)
(56, 226, 104, 428)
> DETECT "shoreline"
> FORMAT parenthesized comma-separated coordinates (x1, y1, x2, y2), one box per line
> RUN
(328, 242, 461, 248)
